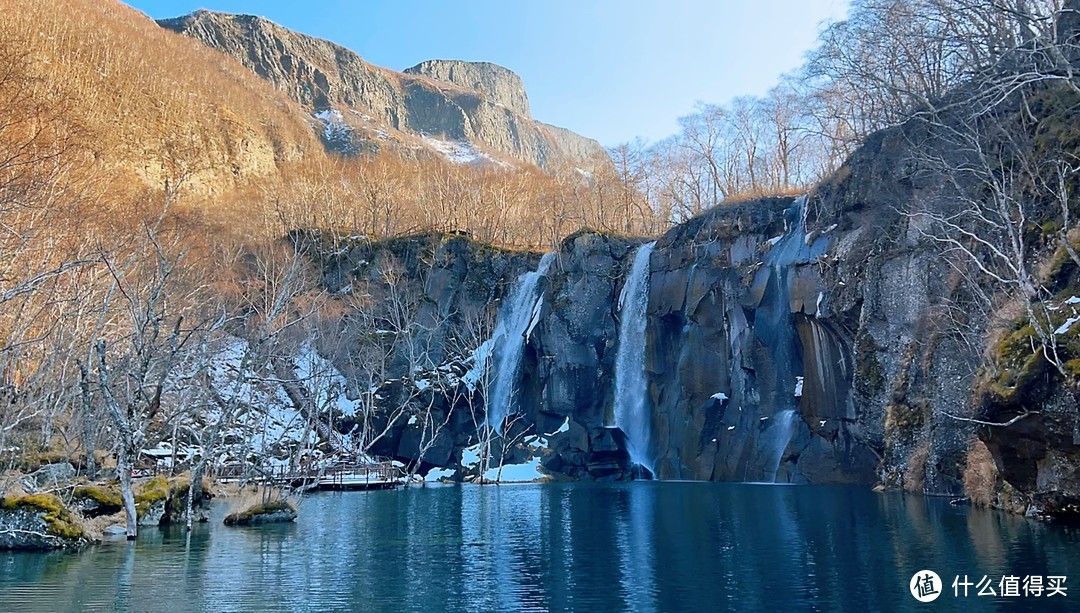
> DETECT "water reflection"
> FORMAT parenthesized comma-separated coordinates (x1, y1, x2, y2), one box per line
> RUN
(1, 483, 1079, 612)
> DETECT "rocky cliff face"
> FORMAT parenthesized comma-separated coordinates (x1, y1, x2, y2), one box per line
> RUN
(157, 11, 608, 171)
(297, 105, 1079, 517)
(404, 60, 531, 116)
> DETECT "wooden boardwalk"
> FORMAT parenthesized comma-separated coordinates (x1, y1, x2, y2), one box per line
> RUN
(215, 461, 405, 492)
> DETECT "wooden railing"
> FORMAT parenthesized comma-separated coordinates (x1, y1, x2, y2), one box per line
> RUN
(212, 461, 403, 487)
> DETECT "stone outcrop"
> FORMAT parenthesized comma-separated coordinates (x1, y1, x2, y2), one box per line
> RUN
(224, 501, 298, 526)
(0, 494, 89, 551)
(157, 11, 608, 170)
(405, 60, 531, 116)
(22, 462, 76, 492)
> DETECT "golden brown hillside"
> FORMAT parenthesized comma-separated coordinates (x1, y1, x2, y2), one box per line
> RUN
(0, 0, 662, 248)
(1, 0, 320, 197)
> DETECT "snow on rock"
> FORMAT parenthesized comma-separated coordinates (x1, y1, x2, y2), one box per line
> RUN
(1055, 317, 1079, 336)
(794, 376, 804, 398)
(295, 344, 358, 417)
(423, 467, 456, 482)
(422, 135, 509, 166)
(461, 444, 482, 470)
(422, 135, 484, 163)
(1066, 296, 1080, 305)
(199, 337, 317, 465)
(544, 417, 571, 437)
(710, 392, 729, 402)
(461, 339, 494, 392)
(314, 109, 353, 146)
(525, 294, 544, 340)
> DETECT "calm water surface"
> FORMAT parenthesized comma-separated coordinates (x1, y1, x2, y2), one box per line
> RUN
(1, 482, 1078, 612)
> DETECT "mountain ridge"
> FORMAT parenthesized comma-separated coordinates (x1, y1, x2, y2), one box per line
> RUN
(157, 10, 609, 171)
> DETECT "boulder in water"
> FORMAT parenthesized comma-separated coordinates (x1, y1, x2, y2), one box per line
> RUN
(224, 500, 298, 526)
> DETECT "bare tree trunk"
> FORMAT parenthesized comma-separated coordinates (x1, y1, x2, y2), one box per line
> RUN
(117, 447, 137, 540)
(96, 340, 138, 539)
(186, 463, 204, 531)
(78, 362, 96, 478)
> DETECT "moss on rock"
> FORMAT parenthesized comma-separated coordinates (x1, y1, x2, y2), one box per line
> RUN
(133, 476, 169, 519)
(72, 484, 123, 508)
(1, 493, 86, 540)
(224, 500, 297, 526)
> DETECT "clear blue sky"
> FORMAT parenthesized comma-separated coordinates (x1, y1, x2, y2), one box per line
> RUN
(127, 0, 850, 147)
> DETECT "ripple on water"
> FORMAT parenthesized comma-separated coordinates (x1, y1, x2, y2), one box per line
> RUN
(2, 482, 1079, 612)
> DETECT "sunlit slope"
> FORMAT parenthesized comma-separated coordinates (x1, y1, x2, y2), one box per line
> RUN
(1, 0, 321, 195)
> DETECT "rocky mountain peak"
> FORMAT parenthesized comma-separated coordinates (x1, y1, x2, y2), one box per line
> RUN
(404, 60, 531, 116)
(157, 10, 608, 171)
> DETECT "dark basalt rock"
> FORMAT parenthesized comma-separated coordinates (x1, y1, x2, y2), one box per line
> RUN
(295, 87, 1080, 514)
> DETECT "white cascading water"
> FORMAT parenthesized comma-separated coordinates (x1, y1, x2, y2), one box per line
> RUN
(613, 241, 657, 477)
(487, 252, 556, 432)
(751, 195, 823, 482)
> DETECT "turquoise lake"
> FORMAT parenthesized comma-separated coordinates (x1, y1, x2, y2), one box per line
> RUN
(2, 482, 1078, 611)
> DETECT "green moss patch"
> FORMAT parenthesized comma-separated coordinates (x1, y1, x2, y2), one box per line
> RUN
(982, 293, 1080, 404)
(1, 493, 85, 540)
(133, 476, 169, 518)
(72, 484, 124, 516)
(854, 330, 885, 396)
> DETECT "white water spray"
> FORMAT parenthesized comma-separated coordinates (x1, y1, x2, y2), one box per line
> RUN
(613, 242, 657, 476)
(486, 252, 556, 432)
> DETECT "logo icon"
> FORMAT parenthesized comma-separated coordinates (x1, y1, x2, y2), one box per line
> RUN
(911, 570, 942, 602)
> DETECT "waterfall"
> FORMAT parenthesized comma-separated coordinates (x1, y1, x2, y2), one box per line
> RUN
(487, 252, 556, 432)
(763, 409, 798, 483)
(748, 195, 825, 482)
(613, 241, 657, 477)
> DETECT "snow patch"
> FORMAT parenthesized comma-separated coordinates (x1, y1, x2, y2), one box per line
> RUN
(525, 294, 544, 340)
(710, 392, 729, 402)
(794, 376, 804, 398)
(424, 467, 455, 482)
(422, 135, 487, 164)
(314, 109, 353, 145)
(1055, 317, 1079, 336)
(574, 167, 594, 180)
(461, 339, 494, 392)
(295, 345, 358, 417)
(544, 417, 570, 437)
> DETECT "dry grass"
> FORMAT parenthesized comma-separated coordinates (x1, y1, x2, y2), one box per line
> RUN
(0, 472, 30, 500)
(0, 0, 318, 196)
(222, 486, 292, 516)
(720, 187, 808, 206)
(963, 438, 1000, 507)
(83, 510, 125, 541)
(903, 442, 930, 493)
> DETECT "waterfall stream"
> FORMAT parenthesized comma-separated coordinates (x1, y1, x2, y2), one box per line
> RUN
(487, 252, 556, 432)
(750, 195, 825, 482)
(613, 241, 657, 477)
